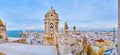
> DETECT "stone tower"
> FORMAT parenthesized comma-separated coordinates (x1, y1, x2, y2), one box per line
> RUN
(43, 7, 59, 45)
(0, 19, 6, 42)
(73, 26, 76, 32)
(64, 22, 68, 34)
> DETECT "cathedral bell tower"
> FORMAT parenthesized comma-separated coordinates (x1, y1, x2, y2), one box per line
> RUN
(43, 7, 59, 45)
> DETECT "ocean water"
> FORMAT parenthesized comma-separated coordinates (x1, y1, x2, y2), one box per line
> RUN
(7, 30, 44, 38)
(7, 30, 22, 38)
(7, 29, 117, 38)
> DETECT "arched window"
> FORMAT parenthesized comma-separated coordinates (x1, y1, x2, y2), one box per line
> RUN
(50, 23, 54, 32)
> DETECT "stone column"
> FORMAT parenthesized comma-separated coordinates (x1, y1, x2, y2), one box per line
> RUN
(118, 0, 120, 54)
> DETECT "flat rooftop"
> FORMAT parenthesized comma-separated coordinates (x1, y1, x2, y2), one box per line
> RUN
(0, 43, 57, 55)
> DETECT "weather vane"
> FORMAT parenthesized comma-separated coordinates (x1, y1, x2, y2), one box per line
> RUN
(50, 0, 52, 8)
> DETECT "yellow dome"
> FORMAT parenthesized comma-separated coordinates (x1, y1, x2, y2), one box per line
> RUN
(0, 19, 4, 26)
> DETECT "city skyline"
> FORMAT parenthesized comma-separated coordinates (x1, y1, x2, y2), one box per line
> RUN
(0, 0, 118, 30)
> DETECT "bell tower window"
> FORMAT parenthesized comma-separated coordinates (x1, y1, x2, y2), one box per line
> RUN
(50, 23, 54, 32)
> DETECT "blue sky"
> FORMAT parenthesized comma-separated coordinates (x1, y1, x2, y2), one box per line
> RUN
(0, 0, 118, 30)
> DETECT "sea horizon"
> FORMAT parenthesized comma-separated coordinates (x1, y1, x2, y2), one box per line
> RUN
(6, 28, 118, 38)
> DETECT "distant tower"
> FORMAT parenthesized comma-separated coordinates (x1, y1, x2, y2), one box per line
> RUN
(0, 19, 6, 41)
(73, 26, 76, 32)
(113, 27, 115, 43)
(64, 22, 68, 34)
(44, 7, 59, 45)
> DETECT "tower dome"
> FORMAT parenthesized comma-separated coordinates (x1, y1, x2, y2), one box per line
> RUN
(45, 7, 58, 19)
(0, 19, 4, 26)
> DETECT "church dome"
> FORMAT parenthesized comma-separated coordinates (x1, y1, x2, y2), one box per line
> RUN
(45, 7, 58, 19)
(0, 19, 4, 26)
